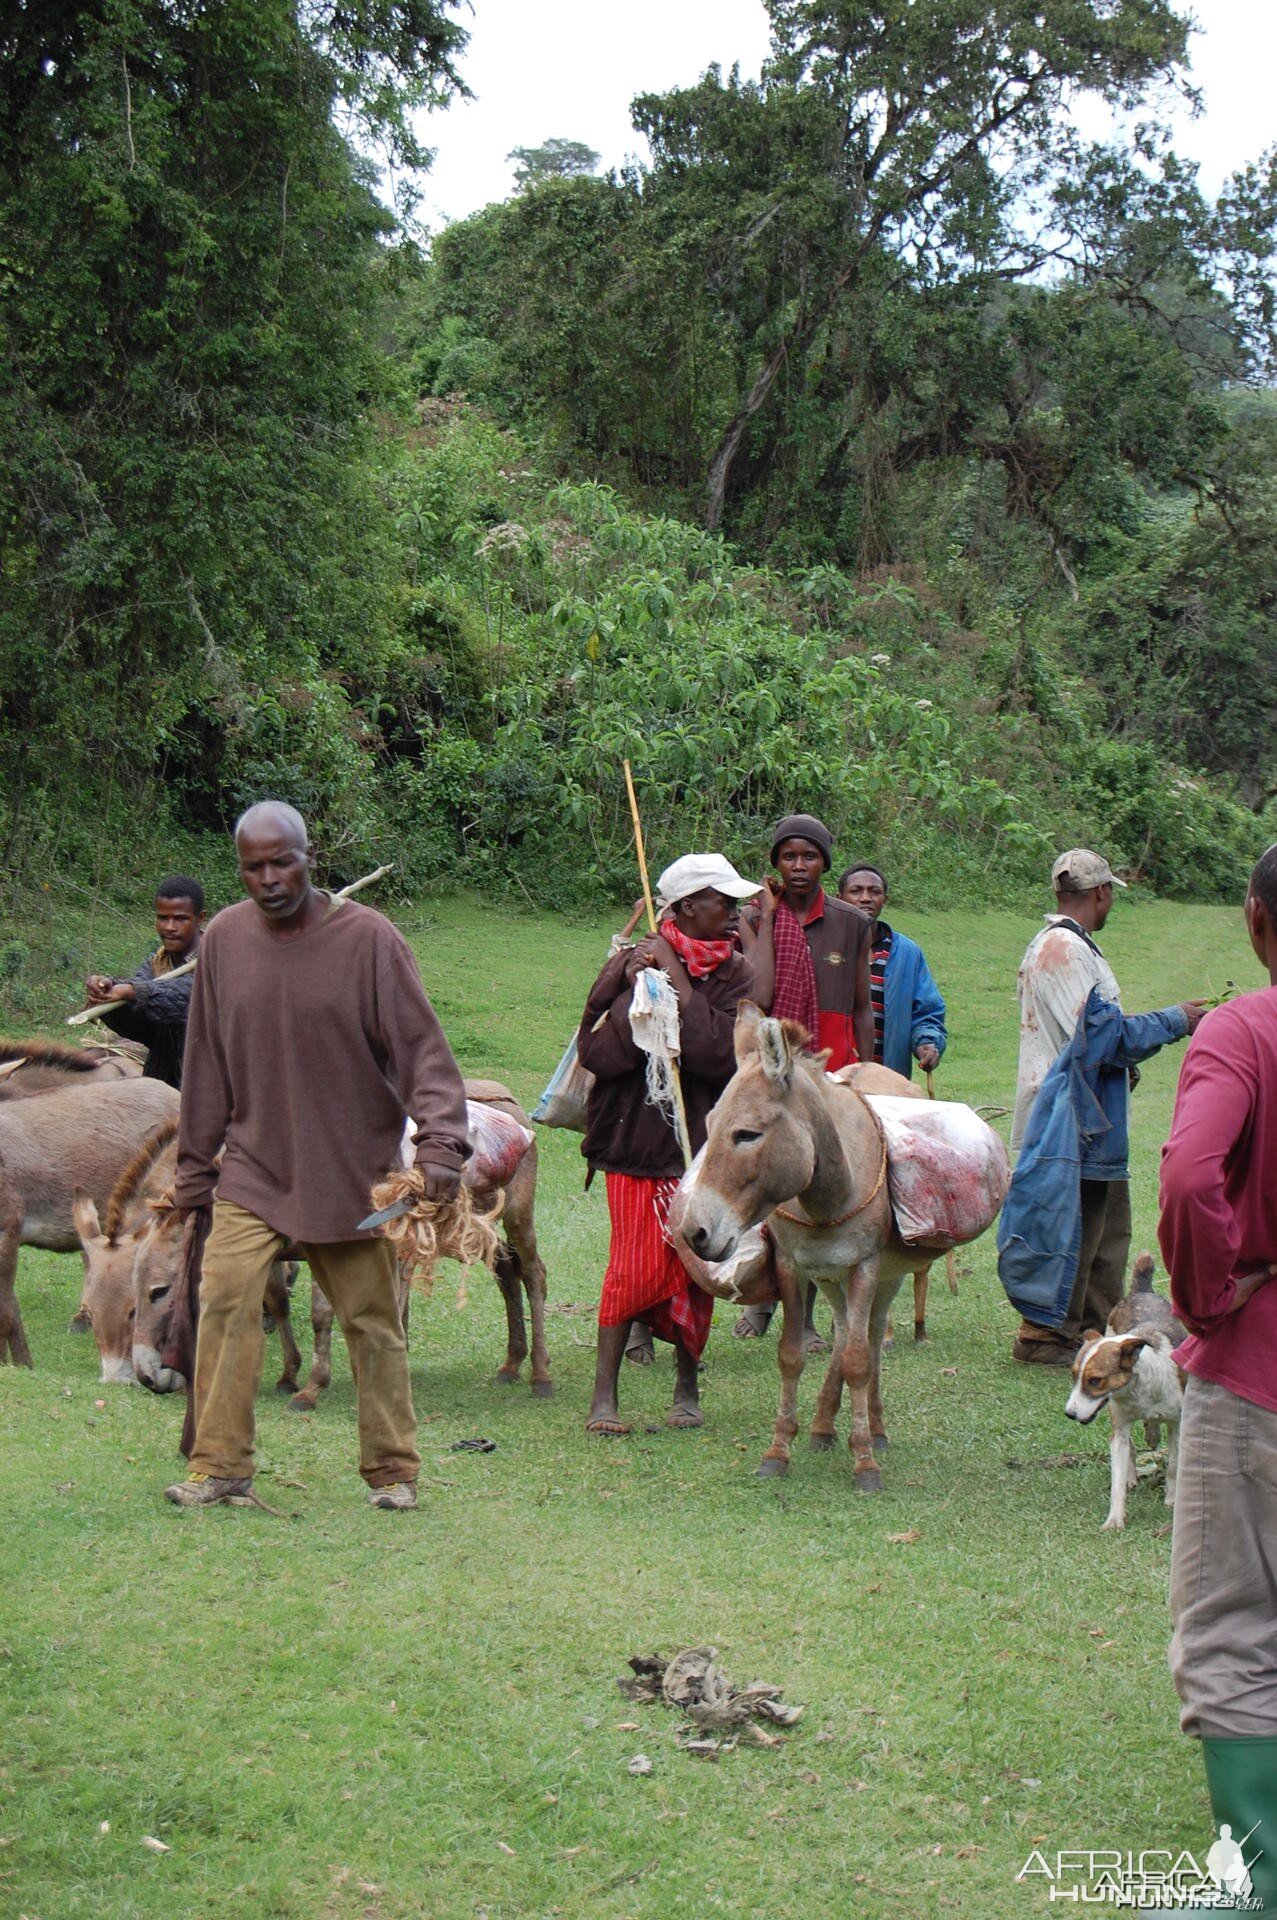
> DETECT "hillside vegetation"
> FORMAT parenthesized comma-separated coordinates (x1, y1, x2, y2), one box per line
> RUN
(2, 0, 1275, 920)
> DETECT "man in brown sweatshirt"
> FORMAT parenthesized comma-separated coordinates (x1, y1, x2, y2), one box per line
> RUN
(166, 802, 470, 1512)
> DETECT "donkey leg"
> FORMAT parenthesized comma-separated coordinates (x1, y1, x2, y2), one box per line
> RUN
(759, 1268, 806, 1477)
(289, 1275, 333, 1412)
(842, 1260, 885, 1491)
(492, 1243, 528, 1387)
(810, 1285, 848, 1450)
(524, 1251, 552, 1398)
(0, 1205, 32, 1367)
(266, 1261, 302, 1393)
(867, 1273, 904, 1454)
(913, 1264, 931, 1342)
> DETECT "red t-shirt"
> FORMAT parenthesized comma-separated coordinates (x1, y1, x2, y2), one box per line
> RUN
(1159, 986, 1277, 1412)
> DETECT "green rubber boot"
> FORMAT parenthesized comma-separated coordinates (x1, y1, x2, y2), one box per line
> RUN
(1202, 1737, 1277, 1912)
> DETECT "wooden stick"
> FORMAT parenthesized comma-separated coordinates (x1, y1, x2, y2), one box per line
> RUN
(622, 760, 692, 1170)
(66, 862, 395, 1025)
(925, 1067, 960, 1296)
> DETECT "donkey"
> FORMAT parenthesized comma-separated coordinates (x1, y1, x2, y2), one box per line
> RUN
(677, 1004, 942, 1491)
(130, 1079, 551, 1403)
(0, 1039, 141, 1101)
(0, 1077, 180, 1364)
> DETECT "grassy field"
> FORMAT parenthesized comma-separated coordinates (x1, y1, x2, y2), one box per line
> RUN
(0, 889, 1258, 1920)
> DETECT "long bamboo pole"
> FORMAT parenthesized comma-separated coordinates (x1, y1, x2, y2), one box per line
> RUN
(622, 760, 692, 1170)
(66, 862, 396, 1026)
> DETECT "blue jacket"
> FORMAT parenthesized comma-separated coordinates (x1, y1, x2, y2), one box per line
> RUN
(996, 987, 1188, 1327)
(880, 925, 947, 1080)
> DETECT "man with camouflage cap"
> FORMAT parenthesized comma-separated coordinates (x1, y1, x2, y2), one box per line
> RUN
(1009, 849, 1205, 1365)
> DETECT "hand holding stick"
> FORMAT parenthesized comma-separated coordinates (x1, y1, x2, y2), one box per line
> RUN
(622, 760, 692, 1169)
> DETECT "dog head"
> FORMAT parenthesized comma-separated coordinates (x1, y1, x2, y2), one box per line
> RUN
(1065, 1332, 1148, 1424)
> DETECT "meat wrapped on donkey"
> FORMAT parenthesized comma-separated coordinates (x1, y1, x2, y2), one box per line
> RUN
(0, 1077, 179, 1365)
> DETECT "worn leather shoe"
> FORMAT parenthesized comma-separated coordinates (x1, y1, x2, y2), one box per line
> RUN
(368, 1481, 418, 1511)
(164, 1472, 253, 1507)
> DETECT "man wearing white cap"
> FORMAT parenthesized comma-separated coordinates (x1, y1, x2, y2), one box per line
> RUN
(576, 854, 759, 1433)
(1010, 848, 1205, 1363)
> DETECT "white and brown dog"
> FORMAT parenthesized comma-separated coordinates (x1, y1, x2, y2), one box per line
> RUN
(1065, 1253, 1187, 1530)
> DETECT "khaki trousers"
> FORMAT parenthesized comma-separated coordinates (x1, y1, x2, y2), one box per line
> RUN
(188, 1200, 419, 1488)
(1170, 1375, 1277, 1739)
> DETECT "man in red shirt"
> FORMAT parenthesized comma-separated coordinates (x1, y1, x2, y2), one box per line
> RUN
(1159, 842, 1277, 1895)
(741, 813, 874, 1071)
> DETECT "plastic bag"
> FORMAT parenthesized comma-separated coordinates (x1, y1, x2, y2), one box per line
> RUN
(531, 1034, 593, 1132)
(666, 1148, 777, 1305)
(863, 1094, 1010, 1249)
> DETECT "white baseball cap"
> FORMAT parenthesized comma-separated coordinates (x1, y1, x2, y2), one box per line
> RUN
(656, 854, 762, 910)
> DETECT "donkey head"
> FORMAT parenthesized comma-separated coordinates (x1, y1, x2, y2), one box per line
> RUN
(71, 1188, 138, 1384)
(131, 1206, 187, 1393)
(677, 1003, 822, 1264)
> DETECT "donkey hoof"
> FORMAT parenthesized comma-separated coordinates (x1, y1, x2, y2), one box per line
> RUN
(809, 1431, 835, 1453)
(493, 1370, 519, 1389)
(288, 1393, 317, 1415)
(913, 1325, 929, 1343)
(531, 1378, 554, 1399)
(854, 1467, 884, 1493)
(757, 1456, 789, 1479)
(275, 1380, 299, 1397)
(882, 1335, 895, 1352)
(872, 1433, 889, 1455)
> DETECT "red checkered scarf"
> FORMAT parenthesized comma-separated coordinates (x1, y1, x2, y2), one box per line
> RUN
(659, 917, 734, 979)
(770, 899, 819, 1040)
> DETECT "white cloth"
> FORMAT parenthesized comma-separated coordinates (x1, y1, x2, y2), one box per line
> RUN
(1011, 915, 1123, 1150)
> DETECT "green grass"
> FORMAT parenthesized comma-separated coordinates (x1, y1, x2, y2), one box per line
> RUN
(0, 891, 1258, 1919)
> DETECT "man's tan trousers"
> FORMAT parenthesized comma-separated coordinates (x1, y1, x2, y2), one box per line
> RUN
(188, 1200, 419, 1488)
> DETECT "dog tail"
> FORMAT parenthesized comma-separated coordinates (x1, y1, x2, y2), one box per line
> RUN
(1131, 1251, 1156, 1292)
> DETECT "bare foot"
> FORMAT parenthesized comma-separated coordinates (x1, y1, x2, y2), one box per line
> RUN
(585, 1415, 632, 1436)
(625, 1327, 654, 1366)
(803, 1324, 830, 1355)
(733, 1306, 772, 1339)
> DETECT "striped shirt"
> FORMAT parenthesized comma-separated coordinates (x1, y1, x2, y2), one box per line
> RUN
(869, 923, 893, 1063)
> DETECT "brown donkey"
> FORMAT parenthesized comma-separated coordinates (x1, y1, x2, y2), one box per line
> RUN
(0, 1077, 180, 1364)
(677, 1004, 939, 1490)
(0, 1039, 141, 1101)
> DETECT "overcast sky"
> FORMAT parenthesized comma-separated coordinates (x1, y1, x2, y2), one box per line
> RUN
(413, 0, 1275, 231)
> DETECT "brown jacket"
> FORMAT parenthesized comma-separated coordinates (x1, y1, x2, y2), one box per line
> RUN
(577, 948, 754, 1180)
(174, 896, 469, 1242)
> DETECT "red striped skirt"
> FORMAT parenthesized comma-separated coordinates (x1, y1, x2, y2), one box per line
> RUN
(598, 1172, 714, 1360)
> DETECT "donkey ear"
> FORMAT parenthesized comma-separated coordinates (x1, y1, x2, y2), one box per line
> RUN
(71, 1187, 101, 1246)
(757, 1017, 795, 1089)
(734, 1000, 765, 1066)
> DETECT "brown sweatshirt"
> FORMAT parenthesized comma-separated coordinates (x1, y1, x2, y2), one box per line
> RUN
(174, 895, 469, 1242)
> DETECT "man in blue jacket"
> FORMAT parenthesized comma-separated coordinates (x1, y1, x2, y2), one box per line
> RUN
(1000, 849, 1204, 1364)
(838, 864, 947, 1079)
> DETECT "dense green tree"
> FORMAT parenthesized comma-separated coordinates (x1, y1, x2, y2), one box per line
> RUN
(507, 138, 600, 188)
(0, 0, 465, 880)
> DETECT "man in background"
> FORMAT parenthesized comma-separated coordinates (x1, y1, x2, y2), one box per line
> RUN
(85, 876, 206, 1089)
(837, 862, 946, 1079)
(1009, 848, 1203, 1364)
(1160, 843, 1277, 1904)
